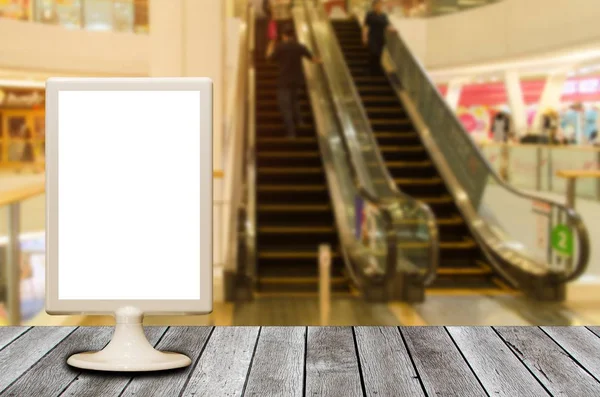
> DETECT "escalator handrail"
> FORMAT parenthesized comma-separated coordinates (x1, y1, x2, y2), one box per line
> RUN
(294, 3, 399, 290)
(384, 29, 590, 284)
(238, 4, 258, 287)
(306, 0, 439, 285)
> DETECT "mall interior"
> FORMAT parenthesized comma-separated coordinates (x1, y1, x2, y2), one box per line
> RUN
(1, 0, 600, 327)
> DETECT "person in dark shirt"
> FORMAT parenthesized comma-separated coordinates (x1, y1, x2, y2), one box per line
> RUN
(362, 0, 396, 76)
(266, 26, 321, 138)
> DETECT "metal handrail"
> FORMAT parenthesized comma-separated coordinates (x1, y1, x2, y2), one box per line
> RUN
(305, 0, 439, 285)
(294, 3, 396, 292)
(385, 30, 590, 284)
(241, 4, 258, 289)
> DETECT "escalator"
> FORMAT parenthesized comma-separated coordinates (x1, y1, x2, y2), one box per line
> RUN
(331, 20, 506, 292)
(254, 32, 349, 294)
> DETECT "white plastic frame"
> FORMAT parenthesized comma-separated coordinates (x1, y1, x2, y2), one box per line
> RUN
(45, 77, 213, 316)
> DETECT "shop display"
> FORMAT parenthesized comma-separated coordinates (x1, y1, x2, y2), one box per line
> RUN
(1, 0, 144, 32)
(491, 110, 511, 142)
(0, 235, 46, 324)
(0, 86, 45, 170)
(0, 0, 30, 20)
(439, 75, 600, 144)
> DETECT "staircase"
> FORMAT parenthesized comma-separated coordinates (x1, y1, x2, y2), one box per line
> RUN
(331, 19, 511, 293)
(254, 45, 349, 294)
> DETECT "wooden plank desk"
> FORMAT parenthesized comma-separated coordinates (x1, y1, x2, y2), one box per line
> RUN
(2, 326, 600, 396)
(556, 169, 600, 209)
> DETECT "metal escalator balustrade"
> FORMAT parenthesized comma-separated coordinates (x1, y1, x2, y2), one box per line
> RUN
(330, 18, 505, 292)
(297, 1, 436, 302)
(303, 0, 439, 302)
(382, 21, 590, 300)
(253, 20, 349, 295)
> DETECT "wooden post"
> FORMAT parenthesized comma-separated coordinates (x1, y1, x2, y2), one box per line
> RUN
(318, 244, 331, 326)
(565, 178, 577, 210)
(535, 146, 542, 191)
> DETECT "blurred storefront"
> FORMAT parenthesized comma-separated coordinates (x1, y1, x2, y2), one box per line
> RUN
(0, 0, 148, 33)
(0, 86, 45, 167)
(0, 233, 45, 325)
(438, 75, 600, 143)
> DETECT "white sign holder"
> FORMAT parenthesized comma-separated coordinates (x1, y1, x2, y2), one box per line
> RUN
(45, 78, 213, 372)
(68, 307, 191, 371)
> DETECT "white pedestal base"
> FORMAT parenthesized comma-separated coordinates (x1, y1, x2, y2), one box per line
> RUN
(67, 307, 191, 372)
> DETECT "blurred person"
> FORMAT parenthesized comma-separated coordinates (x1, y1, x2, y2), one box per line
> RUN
(589, 130, 599, 146)
(363, 0, 396, 76)
(542, 108, 560, 143)
(8, 123, 26, 165)
(268, 0, 293, 40)
(491, 110, 511, 142)
(18, 126, 38, 173)
(561, 102, 586, 144)
(266, 26, 321, 138)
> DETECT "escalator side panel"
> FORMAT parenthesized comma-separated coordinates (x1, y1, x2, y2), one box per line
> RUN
(331, 19, 509, 292)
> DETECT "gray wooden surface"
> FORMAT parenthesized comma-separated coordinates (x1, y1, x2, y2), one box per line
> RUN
(2, 326, 600, 396)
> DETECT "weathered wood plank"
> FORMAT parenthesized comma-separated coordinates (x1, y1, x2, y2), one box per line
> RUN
(0, 326, 75, 393)
(542, 327, 600, 382)
(587, 326, 600, 339)
(1, 327, 110, 396)
(447, 327, 549, 396)
(54, 327, 167, 396)
(243, 327, 305, 397)
(0, 327, 30, 350)
(305, 327, 362, 397)
(181, 327, 260, 397)
(354, 327, 425, 396)
(119, 327, 213, 397)
(495, 326, 600, 396)
(401, 327, 486, 397)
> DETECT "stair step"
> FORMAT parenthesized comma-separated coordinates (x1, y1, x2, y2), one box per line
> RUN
(370, 119, 411, 126)
(258, 204, 331, 212)
(437, 267, 492, 276)
(258, 167, 322, 174)
(257, 137, 317, 144)
(398, 239, 477, 250)
(259, 250, 340, 259)
(379, 145, 424, 153)
(383, 160, 432, 168)
(417, 195, 454, 204)
(258, 151, 319, 158)
(259, 277, 347, 285)
(393, 177, 443, 185)
(258, 184, 326, 192)
(259, 226, 335, 233)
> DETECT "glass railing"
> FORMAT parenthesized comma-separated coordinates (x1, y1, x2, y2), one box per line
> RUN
(384, 29, 590, 289)
(0, 182, 45, 325)
(222, 3, 255, 301)
(348, 0, 503, 18)
(0, 0, 148, 33)
(295, 4, 396, 296)
(479, 143, 600, 202)
(302, 0, 438, 294)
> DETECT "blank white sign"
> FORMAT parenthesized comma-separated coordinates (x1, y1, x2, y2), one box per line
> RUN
(57, 90, 202, 300)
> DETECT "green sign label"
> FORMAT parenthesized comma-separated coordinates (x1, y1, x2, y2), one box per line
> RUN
(551, 225, 574, 257)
